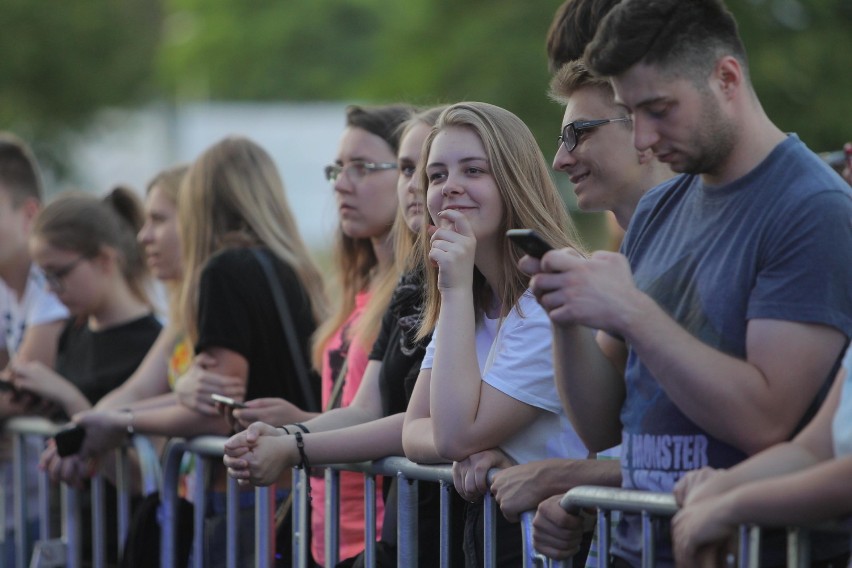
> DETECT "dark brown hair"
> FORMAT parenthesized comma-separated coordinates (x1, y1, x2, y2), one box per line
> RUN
(0, 132, 42, 204)
(585, 0, 748, 84)
(549, 59, 615, 104)
(546, 0, 623, 73)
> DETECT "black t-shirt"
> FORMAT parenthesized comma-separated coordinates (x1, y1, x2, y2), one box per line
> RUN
(195, 246, 319, 410)
(361, 269, 467, 566)
(369, 269, 429, 416)
(57, 313, 162, 406)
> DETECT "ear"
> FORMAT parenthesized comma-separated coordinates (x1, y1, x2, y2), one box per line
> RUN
(712, 56, 743, 101)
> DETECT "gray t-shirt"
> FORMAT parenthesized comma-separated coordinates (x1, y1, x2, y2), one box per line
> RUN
(613, 135, 852, 566)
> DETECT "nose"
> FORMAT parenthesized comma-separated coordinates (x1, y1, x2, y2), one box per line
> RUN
(138, 221, 153, 244)
(406, 170, 422, 195)
(440, 173, 464, 197)
(333, 173, 353, 194)
(631, 114, 659, 153)
(552, 143, 578, 172)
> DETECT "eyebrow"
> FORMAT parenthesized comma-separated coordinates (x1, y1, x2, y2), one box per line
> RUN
(426, 156, 489, 169)
(613, 95, 668, 112)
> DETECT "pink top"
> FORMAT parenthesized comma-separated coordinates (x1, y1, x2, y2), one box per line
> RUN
(311, 291, 384, 564)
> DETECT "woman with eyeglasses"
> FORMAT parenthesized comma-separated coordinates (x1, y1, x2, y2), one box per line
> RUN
(6, 187, 162, 566)
(7, 187, 161, 417)
(217, 104, 412, 565)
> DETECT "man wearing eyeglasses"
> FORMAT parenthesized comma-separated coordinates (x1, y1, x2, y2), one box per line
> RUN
(523, 0, 852, 565)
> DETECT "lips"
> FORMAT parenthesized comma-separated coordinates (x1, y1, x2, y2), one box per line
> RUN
(569, 172, 590, 185)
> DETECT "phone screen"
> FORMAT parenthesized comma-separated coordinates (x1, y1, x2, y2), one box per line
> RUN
(211, 394, 247, 409)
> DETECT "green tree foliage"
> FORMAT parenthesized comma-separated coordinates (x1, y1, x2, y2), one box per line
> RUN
(0, 0, 161, 142)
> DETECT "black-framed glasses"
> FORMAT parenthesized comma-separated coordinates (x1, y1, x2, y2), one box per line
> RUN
(43, 256, 86, 293)
(557, 117, 631, 153)
(324, 160, 398, 184)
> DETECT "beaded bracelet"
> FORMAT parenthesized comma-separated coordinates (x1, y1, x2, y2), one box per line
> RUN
(294, 431, 310, 470)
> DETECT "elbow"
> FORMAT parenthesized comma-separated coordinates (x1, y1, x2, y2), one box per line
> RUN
(432, 431, 482, 462)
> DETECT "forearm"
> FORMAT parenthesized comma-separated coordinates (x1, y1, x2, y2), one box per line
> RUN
(621, 295, 840, 454)
(299, 413, 405, 465)
(552, 325, 624, 451)
(300, 404, 375, 434)
(429, 288, 483, 454)
(132, 402, 231, 438)
(722, 455, 852, 527)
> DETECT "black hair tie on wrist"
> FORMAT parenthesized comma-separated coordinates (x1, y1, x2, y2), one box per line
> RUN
(294, 431, 310, 471)
(279, 425, 292, 435)
(292, 423, 310, 434)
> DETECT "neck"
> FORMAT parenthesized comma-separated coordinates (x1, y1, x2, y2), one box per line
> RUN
(615, 163, 678, 230)
(0, 252, 32, 299)
(702, 100, 786, 187)
(88, 280, 150, 331)
(370, 231, 394, 273)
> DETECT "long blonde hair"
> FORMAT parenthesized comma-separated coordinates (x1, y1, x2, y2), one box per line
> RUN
(417, 102, 586, 339)
(145, 163, 189, 329)
(178, 136, 327, 344)
(311, 104, 414, 368)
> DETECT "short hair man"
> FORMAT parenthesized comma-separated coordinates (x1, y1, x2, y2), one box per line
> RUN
(0, 133, 67, 372)
(524, 0, 852, 564)
(545, 0, 622, 73)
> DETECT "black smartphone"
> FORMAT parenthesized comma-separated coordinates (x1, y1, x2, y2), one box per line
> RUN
(54, 425, 87, 457)
(0, 379, 18, 393)
(506, 229, 554, 259)
(211, 394, 248, 409)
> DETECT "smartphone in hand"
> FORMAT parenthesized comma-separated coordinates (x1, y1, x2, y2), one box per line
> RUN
(211, 394, 247, 409)
(54, 425, 87, 457)
(506, 229, 554, 259)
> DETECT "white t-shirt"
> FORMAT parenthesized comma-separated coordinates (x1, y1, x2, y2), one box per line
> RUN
(0, 264, 68, 355)
(832, 346, 852, 458)
(421, 290, 588, 465)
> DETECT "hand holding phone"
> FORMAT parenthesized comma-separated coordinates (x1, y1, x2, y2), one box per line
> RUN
(506, 229, 554, 259)
(211, 394, 247, 409)
(54, 425, 87, 457)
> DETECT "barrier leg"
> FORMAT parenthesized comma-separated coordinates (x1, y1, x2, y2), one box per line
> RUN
(292, 469, 309, 568)
(396, 475, 417, 568)
(255, 485, 275, 568)
(439, 480, 452, 568)
(483, 492, 497, 568)
(192, 455, 209, 568)
(226, 475, 239, 568)
(115, 447, 131, 559)
(91, 474, 107, 568)
(363, 473, 376, 568)
(13, 434, 29, 568)
(325, 468, 340, 567)
(597, 509, 610, 568)
(787, 527, 810, 568)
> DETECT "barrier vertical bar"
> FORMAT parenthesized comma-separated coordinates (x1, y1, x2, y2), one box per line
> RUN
(396, 474, 417, 567)
(325, 468, 340, 566)
(292, 468, 309, 568)
(787, 526, 810, 568)
(597, 509, 610, 568)
(91, 474, 107, 568)
(115, 446, 131, 559)
(255, 485, 275, 568)
(193, 453, 209, 568)
(64, 483, 82, 568)
(160, 440, 186, 568)
(363, 472, 376, 568)
(439, 479, 452, 567)
(12, 431, 29, 568)
(640, 511, 655, 568)
(37, 457, 52, 541)
(225, 475, 239, 568)
(483, 492, 497, 568)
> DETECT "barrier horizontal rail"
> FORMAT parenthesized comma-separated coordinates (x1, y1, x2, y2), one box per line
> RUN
(560, 485, 852, 568)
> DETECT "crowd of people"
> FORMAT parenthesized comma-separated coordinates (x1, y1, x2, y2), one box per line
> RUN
(1, 0, 852, 567)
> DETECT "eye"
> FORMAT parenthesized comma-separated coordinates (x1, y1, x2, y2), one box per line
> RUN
(427, 171, 446, 183)
(646, 103, 670, 119)
(399, 163, 416, 178)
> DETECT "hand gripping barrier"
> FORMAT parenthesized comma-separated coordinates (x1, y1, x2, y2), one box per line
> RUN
(3, 416, 161, 568)
(158, 436, 277, 568)
(291, 457, 571, 568)
(560, 485, 851, 568)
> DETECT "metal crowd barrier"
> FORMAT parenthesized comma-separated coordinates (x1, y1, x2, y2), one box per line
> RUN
(292, 457, 570, 568)
(3, 416, 161, 568)
(159, 435, 277, 568)
(560, 485, 851, 568)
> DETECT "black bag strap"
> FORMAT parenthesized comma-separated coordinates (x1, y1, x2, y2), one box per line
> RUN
(251, 248, 319, 413)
